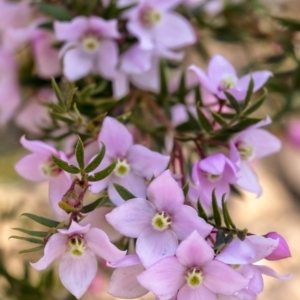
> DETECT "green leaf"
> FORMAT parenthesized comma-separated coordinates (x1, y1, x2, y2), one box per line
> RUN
(52, 155, 80, 174)
(222, 195, 236, 229)
(10, 236, 44, 244)
(113, 183, 136, 201)
(19, 246, 44, 254)
(194, 85, 203, 105)
(85, 142, 106, 173)
(242, 77, 254, 109)
(210, 111, 227, 126)
(212, 189, 221, 226)
(228, 118, 261, 133)
(81, 197, 105, 213)
(273, 16, 300, 31)
(243, 89, 266, 116)
(12, 228, 48, 238)
(182, 182, 189, 197)
(224, 91, 241, 114)
(196, 105, 213, 132)
(22, 213, 60, 228)
(75, 136, 85, 169)
(159, 60, 168, 97)
(50, 113, 74, 124)
(87, 160, 117, 182)
(36, 3, 72, 21)
(51, 78, 64, 106)
(197, 199, 208, 222)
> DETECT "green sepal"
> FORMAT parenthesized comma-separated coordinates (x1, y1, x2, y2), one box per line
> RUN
(87, 160, 117, 182)
(19, 245, 44, 254)
(81, 197, 106, 213)
(85, 142, 106, 173)
(212, 189, 221, 226)
(224, 91, 241, 114)
(52, 155, 80, 174)
(12, 228, 48, 238)
(21, 213, 60, 228)
(9, 236, 44, 244)
(197, 199, 208, 222)
(182, 182, 189, 197)
(75, 136, 85, 169)
(113, 183, 136, 201)
(242, 77, 254, 109)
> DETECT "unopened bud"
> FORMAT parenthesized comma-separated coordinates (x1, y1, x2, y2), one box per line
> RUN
(265, 232, 291, 261)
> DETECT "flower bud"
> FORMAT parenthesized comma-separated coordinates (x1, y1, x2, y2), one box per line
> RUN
(265, 232, 291, 261)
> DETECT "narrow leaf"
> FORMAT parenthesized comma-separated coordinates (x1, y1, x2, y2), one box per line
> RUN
(75, 136, 85, 169)
(19, 246, 44, 254)
(228, 118, 261, 133)
(81, 197, 106, 213)
(159, 60, 168, 97)
(51, 78, 64, 106)
(12, 228, 48, 238)
(182, 182, 189, 197)
(87, 160, 116, 182)
(197, 199, 208, 222)
(222, 195, 236, 229)
(22, 213, 60, 228)
(10, 236, 44, 244)
(113, 183, 136, 201)
(211, 111, 227, 126)
(36, 3, 72, 21)
(85, 142, 106, 173)
(52, 155, 80, 174)
(224, 91, 241, 114)
(243, 89, 266, 116)
(242, 77, 254, 109)
(212, 189, 221, 226)
(196, 105, 213, 132)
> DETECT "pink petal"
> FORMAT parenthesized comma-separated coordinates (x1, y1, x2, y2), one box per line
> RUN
(63, 47, 94, 81)
(149, 0, 183, 10)
(54, 17, 88, 41)
(108, 263, 148, 298)
(108, 172, 147, 206)
(98, 116, 133, 158)
(136, 227, 178, 267)
(255, 265, 292, 280)
(20, 135, 56, 154)
(177, 284, 217, 300)
(108, 254, 141, 268)
(203, 260, 249, 295)
(85, 227, 126, 263)
(238, 71, 273, 93)
(137, 256, 186, 299)
(97, 40, 118, 79)
(58, 221, 91, 235)
(171, 205, 212, 240)
(105, 198, 155, 237)
(147, 170, 184, 213)
(188, 65, 215, 93)
(154, 12, 196, 49)
(30, 233, 67, 270)
(198, 153, 226, 174)
(89, 17, 120, 39)
(239, 264, 263, 296)
(127, 144, 170, 180)
(176, 231, 214, 267)
(171, 103, 189, 126)
(59, 250, 98, 299)
(112, 72, 129, 99)
(265, 232, 291, 261)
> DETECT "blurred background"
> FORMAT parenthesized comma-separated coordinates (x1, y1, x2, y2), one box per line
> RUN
(1, 0, 300, 299)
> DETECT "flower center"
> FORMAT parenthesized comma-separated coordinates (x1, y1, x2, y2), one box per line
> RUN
(219, 74, 237, 91)
(41, 158, 60, 177)
(82, 35, 100, 53)
(140, 5, 162, 27)
(152, 211, 171, 231)
(186, 268, 203, 288)
(236, 141, 254, 161)
(114, 158, 130, 177)
(202, 171, 221, 182)
(68, 236, 86, 257)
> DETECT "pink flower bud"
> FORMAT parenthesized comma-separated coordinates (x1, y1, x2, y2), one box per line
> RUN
(265, 232, 291, 261)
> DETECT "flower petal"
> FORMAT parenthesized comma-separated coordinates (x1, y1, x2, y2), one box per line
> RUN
(20, 135, 56, 154)
(97, 40, 118, 79)
(237, 71, 273, 93)
(89, 17, 120, 39)
(58, 221, 91, 235)
(177, 284, 217, 300)
(255, 265, 292, 280)
(188, 65, 215, 93)
(30, 233, 67, 270)
(54, 17, 88, 41)
(136, 227, 178, 268)
(59, 250, 98, 299)
(105, 198, 155, 237)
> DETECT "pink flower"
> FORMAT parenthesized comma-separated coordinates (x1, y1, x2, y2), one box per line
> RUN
(31, 221, 126, 299)
(106, 170, 212, 267)
(89, 117, 170, 205)
(189, 153, 239, 213)
(286, 120, 300, 147)
(229, 117, 281, 196)
(189, 55, 272, 101)
(126, 0, 196, 50)
(265, 232, 291, 261)
(54, 16, 120, 82)
(137, 231, 249, 300)
(14, 136, 72, 219)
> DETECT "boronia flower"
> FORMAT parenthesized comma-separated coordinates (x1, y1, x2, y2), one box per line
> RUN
(31, 221, 126, 299)
(89, 116, 170, 205)
(106, 170, 213, 267)
(137, 231, 249, 300)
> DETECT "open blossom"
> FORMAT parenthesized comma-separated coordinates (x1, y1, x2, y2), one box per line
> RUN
(189, 153, 239, 212)
(14, 136, 71, 218)
(106, 170, 212, 267)
(229, 117, 281, 196)
(137, 231, 249, 300)
(31, 221, 126, 299)
(189, 55, 272, 101)
(54, 16, 120, 82)
(126, 0, 196, 50)
(89, 116, 170, 205)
